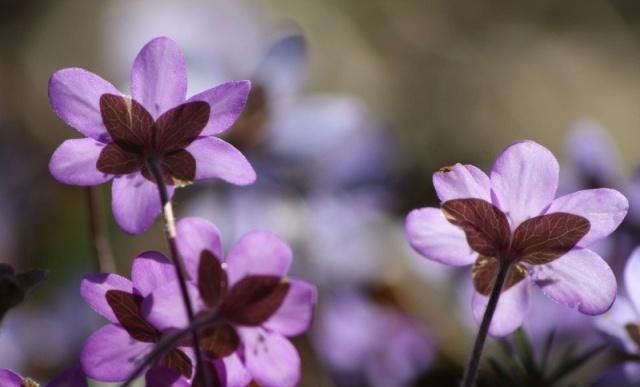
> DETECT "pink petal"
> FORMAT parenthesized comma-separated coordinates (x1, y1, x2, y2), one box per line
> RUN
(405, 207, 477, 266)
(49, 68, 120, 141)
(187, 81, 251, 136)
(143, 281, 205, 331)
(81, 324, 153, 382)
(472, 280, 530, 337)
(186, 137, 256, 185)
(625, 247, 640, 313)
(131, 251, 176, 297)
(263, 280, 317, 336)
(49, 139, 113, 186)
(222, 354, 252, 387)
(81, 273, 133, 324)
(545, 188, 628, 247)
(175, 217, 224, 280)
(238, 328, 300, 387)
(433, 163, 490, 202)
(226, 231, 292, 286)
(111, 173, 174, 235)
(130, 37, 187, 118)
(490, 141, 559, 227)
(533, 248, 616, 315)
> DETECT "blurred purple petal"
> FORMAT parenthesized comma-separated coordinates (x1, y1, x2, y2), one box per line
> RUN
(48, 68, 119, 141)
(0, 369, 23, 387)
(130, 37, 187, 118)
(188, 81, 251, 136)
(49, 139, 113, 186)
(186, 137, 256, 185)
(490, 140, 559, 227)
(625, 247, 640, 312)
(80, 273, 133, 323)
(534, 248, 616, 315)
(222, 354, 252, 387)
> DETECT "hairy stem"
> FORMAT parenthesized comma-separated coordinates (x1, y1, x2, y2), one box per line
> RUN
(85, 186, 116, 272)
(461, 261, 512, 387)
(146, 160, 211, 386)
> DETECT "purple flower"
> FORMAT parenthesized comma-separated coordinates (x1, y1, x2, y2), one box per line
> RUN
(595, 246, 640, 384)
(0, 367, 87, 387)
(48, 36, 256, 234)
(79, 251, 195, 383)
(406, 140, 628, 336)
(145, 218, 317, 387)
(314, 291, 435, 387)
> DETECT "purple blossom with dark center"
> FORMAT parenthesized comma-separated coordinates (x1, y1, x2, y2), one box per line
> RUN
(145, 218, 317, 387)
(79, 252, 195, 383)
(0, 367, 87, 387)
(595, 246, 640, 385)
(48, 36, 256, 234)
(406, 140, 628, 336)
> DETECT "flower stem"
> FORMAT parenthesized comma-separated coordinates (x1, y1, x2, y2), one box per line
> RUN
(146, 161, 211, 386)
(461, 260, 511, 387)
(85, 186, 116, 272)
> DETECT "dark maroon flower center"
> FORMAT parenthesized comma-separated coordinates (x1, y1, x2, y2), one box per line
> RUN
(442, 198, 590, 295)
(96, 94, 210, 186)
(190, 250, 290, 359)
(105, 290, 193, 379)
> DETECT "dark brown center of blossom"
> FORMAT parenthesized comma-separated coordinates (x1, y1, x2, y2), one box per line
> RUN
(96, 94, 210, 186)
(442, 198, 590, 296)
(105, 290, 193, 378)
(190, 250, 290, 359)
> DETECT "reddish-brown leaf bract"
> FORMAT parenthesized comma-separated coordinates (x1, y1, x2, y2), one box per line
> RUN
(162, 150, 197, 183)
(96, 143, 142, 175)
(100, 94, 154, 152)
(198, 250, 228, 308)
(472, 256, 527, 296)
(221, 275, 290, 326)
(442, 198, 511, 257)
(105, 290, 158, 343)
(511, 213, 590, 265)
(158, 349, 193, 379)
(154, 101, 210, 153)
(199, 322, 240, 358)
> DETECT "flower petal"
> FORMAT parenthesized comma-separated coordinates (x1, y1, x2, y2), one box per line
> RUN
(130, 37, 187, 118)
(433, 163, 490, 202)
(405, 207, 477, 266)
(0, 369, 23, 386)
(186, 137, 256, 185)
(144, 367, 190, 387)
(49, 139, 113, 186)
(81, 324, 152, 382)
(131, 251, 176, 297)
(472, 280, 530, 337)
(49, 68, 120, 141)
(187, 81, 251, 136)
(533, 248, 616, 315)
(594, 297, 639, 353)
(81, 273, 133, 324)
(625, 247, 640, 313)
(226, 231, 292, 286)
(263, 280, 317, 336)
(545, 188, 628, 247)
(176, 217, 224, 281)
(238, 328, 300, 387)
(222, 354, 252, 387)
(490, 141, 559, 227)
(111, 173, 173, 235)
(143, 281, 205, 331)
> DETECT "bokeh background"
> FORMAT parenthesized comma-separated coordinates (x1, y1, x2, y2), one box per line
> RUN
(2, 0, 640, 385)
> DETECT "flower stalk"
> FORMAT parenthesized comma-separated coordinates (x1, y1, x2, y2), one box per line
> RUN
(461, 260, 512, 387)
(85, 186, 116, 273)
(146, 159, 210, 386)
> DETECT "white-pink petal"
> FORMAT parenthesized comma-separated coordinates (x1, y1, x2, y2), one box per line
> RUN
(433, 163, 490, 202)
